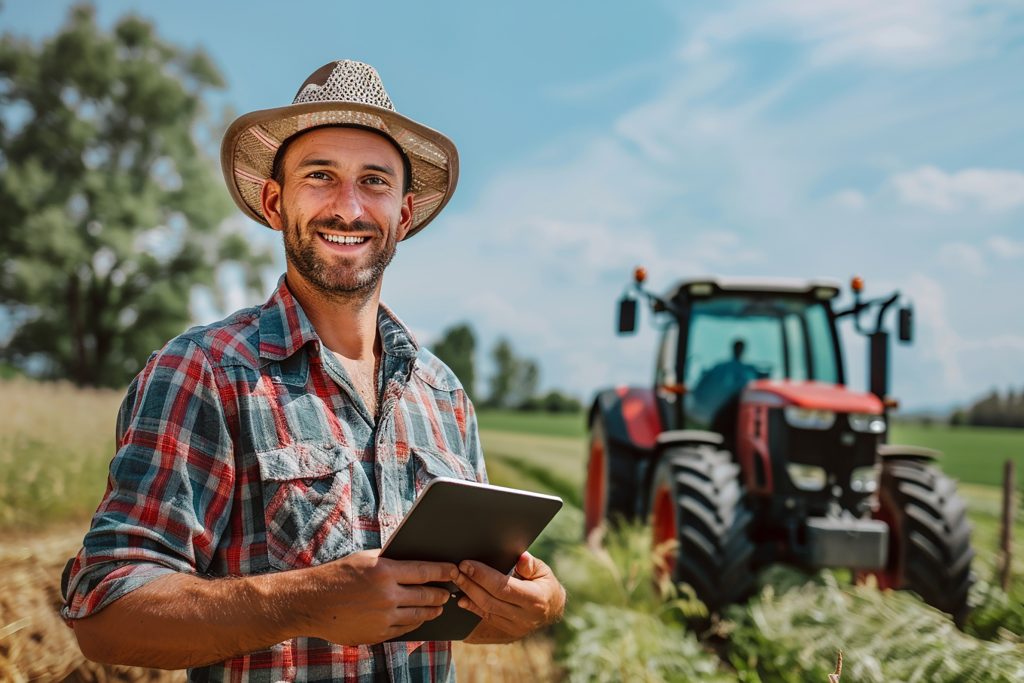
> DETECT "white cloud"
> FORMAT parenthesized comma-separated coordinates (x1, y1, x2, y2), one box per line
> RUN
(831, 189, 867, 210)
(936, 242, 986, 276)
(987, 235, 1024, 259)
(890, 166, 1024, 212)
(679, 0, 1018, 67)
(386, 1, 1024, 409)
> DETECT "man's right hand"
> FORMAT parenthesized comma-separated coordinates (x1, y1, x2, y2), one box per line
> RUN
(71, 551, 459, 669)
(302, 550, 458, 645)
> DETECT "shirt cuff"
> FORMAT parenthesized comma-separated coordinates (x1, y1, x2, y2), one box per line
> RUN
(61, 560, 178, 623)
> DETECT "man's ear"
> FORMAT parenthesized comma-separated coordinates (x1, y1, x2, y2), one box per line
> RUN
(261, 179, 285, 232)
(396, 192, 415, 241)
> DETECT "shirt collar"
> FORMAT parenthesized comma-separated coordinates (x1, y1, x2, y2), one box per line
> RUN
(259, 275, 419, 363)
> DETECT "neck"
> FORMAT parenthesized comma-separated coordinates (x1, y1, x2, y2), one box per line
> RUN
(285, 268, 381, 360)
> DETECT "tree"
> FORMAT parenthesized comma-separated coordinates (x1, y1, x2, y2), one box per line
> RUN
(486, 337, 517, 409)
(0, 4, 270, 386)
(430, 322, 476, 401)
(485, 337, 540, 409)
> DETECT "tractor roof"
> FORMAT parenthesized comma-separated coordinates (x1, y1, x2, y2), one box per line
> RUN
(666, 276, 843, 301)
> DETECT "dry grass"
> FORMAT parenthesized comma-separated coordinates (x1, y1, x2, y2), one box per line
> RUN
(0, 524, 183, 683)
(0, 378, 123, 530)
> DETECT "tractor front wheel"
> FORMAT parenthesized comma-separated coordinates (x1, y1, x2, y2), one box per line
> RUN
(649, 445, 755, 612)
(864, 458, 975, 624)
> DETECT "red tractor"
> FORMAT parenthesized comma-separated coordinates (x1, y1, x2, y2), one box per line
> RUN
(586, 270, 975, 622)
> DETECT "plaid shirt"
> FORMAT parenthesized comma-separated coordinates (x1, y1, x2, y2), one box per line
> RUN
(61, 276, 486, 682)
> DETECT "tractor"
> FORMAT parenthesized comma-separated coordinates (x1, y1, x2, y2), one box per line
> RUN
(585, 269, 975, 622)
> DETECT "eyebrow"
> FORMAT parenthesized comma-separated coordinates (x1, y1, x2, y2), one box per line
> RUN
(295, 158, 398, 177)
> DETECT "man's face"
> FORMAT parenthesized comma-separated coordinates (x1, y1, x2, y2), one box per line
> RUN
(262, 127, 413, 299)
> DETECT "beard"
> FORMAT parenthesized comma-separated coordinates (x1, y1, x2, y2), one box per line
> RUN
(281, 206, 399, 301)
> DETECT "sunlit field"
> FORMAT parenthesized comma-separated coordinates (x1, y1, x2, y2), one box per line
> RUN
(2, 381, 1023, 681)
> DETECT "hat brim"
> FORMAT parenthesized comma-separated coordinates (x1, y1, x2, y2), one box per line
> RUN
(221, 101, 459, 239)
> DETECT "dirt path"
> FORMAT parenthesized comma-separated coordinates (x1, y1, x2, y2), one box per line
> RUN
(0, 524, 559, 682)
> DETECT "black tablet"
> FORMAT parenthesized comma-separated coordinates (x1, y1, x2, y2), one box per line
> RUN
(380, 477, 563, 642)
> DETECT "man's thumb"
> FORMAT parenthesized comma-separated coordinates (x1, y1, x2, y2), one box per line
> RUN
(516, 551, 542, 579)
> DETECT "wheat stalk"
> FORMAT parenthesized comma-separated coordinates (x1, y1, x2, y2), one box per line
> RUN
(828, 650, 843, 682)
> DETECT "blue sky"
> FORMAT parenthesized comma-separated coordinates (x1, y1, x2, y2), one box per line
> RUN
(4, 0, 1024, 411)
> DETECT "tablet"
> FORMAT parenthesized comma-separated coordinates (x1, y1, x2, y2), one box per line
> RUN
(380, 477, 563, 642)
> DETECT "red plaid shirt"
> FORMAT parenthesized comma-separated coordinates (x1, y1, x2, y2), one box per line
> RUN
(61, 276, 486, 682)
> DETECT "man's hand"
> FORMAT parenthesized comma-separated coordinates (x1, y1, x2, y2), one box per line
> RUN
(304, 549, 458, 645)
(455, 552, 565, 644)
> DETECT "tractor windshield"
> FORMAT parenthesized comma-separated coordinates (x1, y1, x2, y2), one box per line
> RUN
(683, 295, 839, 429)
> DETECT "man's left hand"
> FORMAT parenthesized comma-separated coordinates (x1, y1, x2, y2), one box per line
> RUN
(455, 552, 566, 644)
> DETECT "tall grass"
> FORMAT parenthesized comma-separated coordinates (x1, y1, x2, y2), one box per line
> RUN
(726, 568, 1024, 682)
(549, 512, 731, 682)
(0, 379, 122, 530)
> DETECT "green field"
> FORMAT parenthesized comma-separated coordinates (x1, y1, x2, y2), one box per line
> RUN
(891, 422, 1024, 488)
(478, 409, 1024, 489)
(3, 384, 1024, 681)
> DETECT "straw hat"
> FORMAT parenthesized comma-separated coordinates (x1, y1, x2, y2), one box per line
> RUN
(220, 60, 459, 239)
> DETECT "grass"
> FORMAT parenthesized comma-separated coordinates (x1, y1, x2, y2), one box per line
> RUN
(4, 380, 1024, 680)
(0, 378, 122, 530)
(890, 422, 1024, 488)
(477, 409, 587, 439)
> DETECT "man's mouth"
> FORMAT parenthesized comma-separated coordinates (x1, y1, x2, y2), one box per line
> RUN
(319, 233, 369, 245)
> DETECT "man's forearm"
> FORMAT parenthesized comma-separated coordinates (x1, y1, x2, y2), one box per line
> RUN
(72, 567, 316, 669)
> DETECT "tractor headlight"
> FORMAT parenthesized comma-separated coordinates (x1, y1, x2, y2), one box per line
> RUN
(850, 465, 880, 493)
(849, 413, 886, 434)
(784, 407, 836, 430)
(787, 464, 827, 491)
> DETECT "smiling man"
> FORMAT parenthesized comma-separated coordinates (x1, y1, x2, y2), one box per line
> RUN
(60, 60, 565, 683)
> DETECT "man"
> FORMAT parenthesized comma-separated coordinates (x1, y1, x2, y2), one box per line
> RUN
(61, 60, 565, 682)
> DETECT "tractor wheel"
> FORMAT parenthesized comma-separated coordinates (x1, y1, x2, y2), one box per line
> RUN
(649, 445, 755, 612)
(584, 415, 641, 539)
(865, 458, 974, 624)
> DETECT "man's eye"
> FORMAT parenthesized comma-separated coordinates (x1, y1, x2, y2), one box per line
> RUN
(364, 176, 387, 185)
(308, 171, 330, 180)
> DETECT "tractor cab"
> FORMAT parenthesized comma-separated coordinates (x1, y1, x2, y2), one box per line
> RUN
(653, 278, 845, 444)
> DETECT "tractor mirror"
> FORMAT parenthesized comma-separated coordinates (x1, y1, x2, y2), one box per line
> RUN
(618, 297, 637, 334)
(898, 306, 913, 343)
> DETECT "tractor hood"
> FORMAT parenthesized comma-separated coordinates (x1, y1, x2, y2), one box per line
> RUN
(742, 380, 884, 414)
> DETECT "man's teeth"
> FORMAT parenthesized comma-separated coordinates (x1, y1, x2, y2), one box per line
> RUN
(321, 234, 368, 245)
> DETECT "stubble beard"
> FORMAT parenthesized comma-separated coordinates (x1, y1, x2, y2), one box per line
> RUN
(281, 206, 398, 303)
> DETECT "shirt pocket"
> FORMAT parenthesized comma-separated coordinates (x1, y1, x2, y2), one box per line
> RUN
(255, 443, 361, 571)
(410, 445, 476, 496)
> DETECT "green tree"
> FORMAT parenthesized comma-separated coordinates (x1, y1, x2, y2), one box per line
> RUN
(485, 337, 541, 409)
(486, 337, 517, 409)
(0, 4, 270, 386)
(431, 322, 476, 401)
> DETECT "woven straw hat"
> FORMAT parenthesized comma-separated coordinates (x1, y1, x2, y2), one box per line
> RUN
(220, 60, 458, 239)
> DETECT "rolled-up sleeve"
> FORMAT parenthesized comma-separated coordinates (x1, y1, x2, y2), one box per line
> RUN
(61, 336, 234, 622)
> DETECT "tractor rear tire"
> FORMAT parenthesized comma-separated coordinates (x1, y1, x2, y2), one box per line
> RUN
(869, 458, 975, 624)
(584, 415, 642, 539)
(649, 445, 755, 613)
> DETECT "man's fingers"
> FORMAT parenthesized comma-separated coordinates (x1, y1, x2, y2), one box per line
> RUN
(396, 584, 451, 608)
(389, 560, 459, 585)
(392, 605, 444, 628)
(458, 561, 521, 599)
(453, 569, 520, 620)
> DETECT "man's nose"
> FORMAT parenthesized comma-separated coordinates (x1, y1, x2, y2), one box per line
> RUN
(329, 182, 365, 224)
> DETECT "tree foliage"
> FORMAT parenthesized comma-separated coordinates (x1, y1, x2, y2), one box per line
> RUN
(430, 322, 476, 401)
(0, 4, 270, 386)
(486, 337, 540, 409)
(950, 386, 1024, 428)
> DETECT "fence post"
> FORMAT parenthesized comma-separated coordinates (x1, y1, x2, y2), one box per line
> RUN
(1000, 459, 1015, 593)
